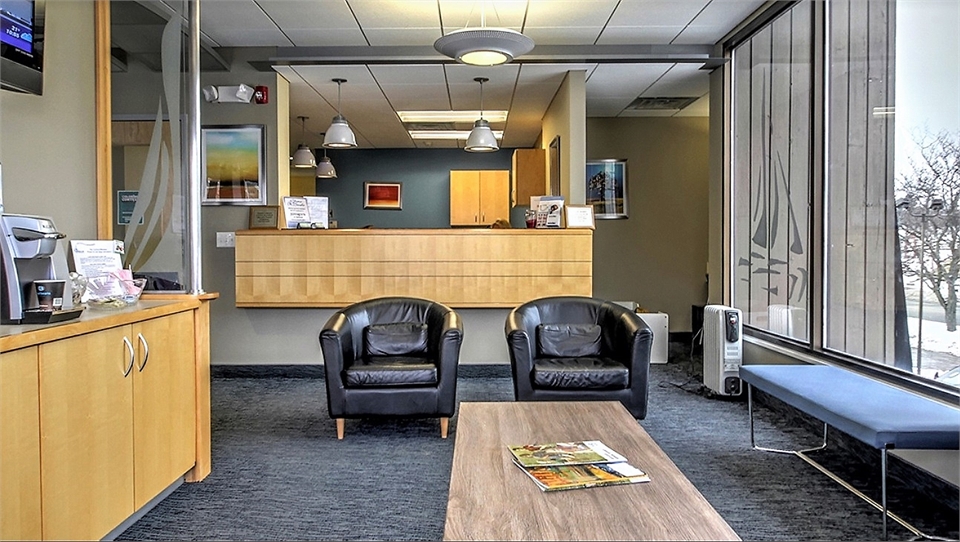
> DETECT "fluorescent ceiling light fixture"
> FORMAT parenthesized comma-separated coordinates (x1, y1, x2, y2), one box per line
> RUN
(397, 110, 508, 123)
(408, 130, 503, 140)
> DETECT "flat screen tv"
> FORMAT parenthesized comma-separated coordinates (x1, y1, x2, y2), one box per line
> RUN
(1, 0, 44, 95)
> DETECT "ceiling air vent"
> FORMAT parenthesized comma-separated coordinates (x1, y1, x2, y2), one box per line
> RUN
(626, 97, 699, 111)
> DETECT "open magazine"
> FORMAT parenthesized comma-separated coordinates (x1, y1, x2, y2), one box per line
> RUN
(507, 440, 628, 468)
(515, 461, 651, 492)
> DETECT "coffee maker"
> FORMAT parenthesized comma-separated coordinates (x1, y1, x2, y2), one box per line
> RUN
(1, 213, 68, 324)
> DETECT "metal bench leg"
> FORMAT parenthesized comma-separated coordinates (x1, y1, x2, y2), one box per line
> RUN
(747, 384, 946, 541)
(748, 384, 827, 454)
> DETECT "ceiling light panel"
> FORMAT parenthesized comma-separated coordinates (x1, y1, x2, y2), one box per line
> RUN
(409, 130, 504, 140)
(398, 111, 510, 123)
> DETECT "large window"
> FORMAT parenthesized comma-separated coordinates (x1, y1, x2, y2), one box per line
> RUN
(730, 0, 959, 387)
(731, 1, 813, 343)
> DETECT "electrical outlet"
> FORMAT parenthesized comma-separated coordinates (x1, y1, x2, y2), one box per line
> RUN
(216, 231, 235, 248)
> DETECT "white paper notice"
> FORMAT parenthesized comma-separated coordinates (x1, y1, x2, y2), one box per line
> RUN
(282, 196, 310, 228)
(304, 196, 329, 228)
(71, 240, 125, 279)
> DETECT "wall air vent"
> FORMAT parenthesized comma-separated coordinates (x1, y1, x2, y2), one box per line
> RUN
(625, 97, 699, 111)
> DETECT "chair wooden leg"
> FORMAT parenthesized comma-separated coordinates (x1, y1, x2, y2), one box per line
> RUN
(440, 417, 449, 439)
(336, 418, 345, 440)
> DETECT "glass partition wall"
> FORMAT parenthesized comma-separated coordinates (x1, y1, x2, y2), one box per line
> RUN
(729, 0, 959, 389)
(104, 0, 201, 293)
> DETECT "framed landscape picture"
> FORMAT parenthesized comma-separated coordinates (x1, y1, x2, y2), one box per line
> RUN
(364, 182, 402, 210)
(201, 125, 266, 205)
(586, 159, 628, 219)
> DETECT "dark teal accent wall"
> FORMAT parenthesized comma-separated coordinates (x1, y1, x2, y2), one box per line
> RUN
(314, 148, 521, 228)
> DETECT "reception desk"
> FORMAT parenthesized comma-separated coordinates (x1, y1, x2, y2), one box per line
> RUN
(235, 228, 592, 308)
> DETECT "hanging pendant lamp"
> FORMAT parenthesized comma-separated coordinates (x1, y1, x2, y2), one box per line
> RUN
(316, 137, 337, 178)
(434, 2, 534, 66)
(465, 77, 499, 152)
(292, 116, 317, 168)
(323, 78, 357, 148)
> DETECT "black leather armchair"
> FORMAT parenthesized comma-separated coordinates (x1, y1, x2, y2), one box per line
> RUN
(505, 296, 653, 419)
(319, 297, 463, 439)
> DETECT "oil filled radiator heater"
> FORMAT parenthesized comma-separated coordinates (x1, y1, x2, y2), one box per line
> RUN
(703, 305, 743, 396)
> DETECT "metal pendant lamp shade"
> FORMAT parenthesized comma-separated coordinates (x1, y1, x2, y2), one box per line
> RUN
(315, 145, 337, 178)
(465, 77, 499, 153)
(434, 27, 534, 66)
(323, 79, 357, 148)
(292, 116, 317, 168)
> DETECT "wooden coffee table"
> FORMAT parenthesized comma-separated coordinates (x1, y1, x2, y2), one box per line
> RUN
(443, 401, 740, 541)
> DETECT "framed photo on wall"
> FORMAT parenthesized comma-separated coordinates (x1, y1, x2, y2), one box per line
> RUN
(201, 125, 267, 205)
(364, 182, 402, 210)
(586, 159, 628, 219)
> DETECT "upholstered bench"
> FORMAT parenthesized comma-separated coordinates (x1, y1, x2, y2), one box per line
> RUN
(740, 364, 960, 539)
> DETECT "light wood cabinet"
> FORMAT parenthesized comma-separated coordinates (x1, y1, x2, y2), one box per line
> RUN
(235, 229, 593, 308)
(132, 312, 197, 509)
(511, 148, 547, 207)
(450, 170, 509, 226)
(38, 311, 196, 541)
(0, 347, 42, 542)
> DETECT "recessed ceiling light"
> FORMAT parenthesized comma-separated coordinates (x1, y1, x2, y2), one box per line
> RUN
(408, 130, 504, 141)
(398, 111, 508, 123)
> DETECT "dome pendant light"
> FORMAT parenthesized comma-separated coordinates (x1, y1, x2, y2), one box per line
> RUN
(316, 136, 337, 178)
(434, 3, 534, 66)
(292, 116, 317, 168)
(465, 77, 499, 153)
(323, 78, 357, 148)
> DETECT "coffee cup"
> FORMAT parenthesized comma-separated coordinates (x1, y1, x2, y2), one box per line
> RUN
(33, 280, 65, 311)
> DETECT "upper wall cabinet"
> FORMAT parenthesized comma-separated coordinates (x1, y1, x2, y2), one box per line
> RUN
(511, 148, 547, 207)
(449, 170, 509, 226)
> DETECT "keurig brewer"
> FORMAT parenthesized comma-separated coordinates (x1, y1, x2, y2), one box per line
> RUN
(0, 213, 76, 324)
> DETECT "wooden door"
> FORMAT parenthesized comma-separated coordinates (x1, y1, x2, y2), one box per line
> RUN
(479, 170, 509, 225)
(450, 170, 480, 225)
(40, 325, 134, 541)
(132, 311, 197, 509)
(0, 347, 42, 541)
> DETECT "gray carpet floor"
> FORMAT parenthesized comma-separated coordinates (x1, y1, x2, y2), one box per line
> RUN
(119, 348, 959, 541)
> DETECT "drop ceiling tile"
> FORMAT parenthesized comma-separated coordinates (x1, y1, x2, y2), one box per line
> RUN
(586, 64, 672, 98)
(521, 27, 605, 45)
(351, 0, 441, 29)
(525, 0, 621, 28)
(595, 26, 685, 45)
(439, 0, 527, 31)
(363, 28, 444, 46)
(640, 64, 710, 97)
(675, 0, 767, 43)
(607, 0, 709, 26)
(199, 1, 293, 46)
(587, 97, 632, 116)
(284, 28, 369, 47)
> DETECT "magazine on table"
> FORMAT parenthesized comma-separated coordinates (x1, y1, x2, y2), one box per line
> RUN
(515, 460, 651, 492)
(507, 440, 628, 468)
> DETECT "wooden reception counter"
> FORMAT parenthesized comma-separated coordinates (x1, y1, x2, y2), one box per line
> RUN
(235, 228, 593, 308)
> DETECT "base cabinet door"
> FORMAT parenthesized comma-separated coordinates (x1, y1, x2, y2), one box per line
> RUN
(39, 325, 135, 541)
(132, 311, 197, 509)
(0, 347, 42, 541)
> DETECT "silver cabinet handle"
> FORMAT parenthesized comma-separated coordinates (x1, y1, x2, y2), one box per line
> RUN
(122, 336, 135, 377)
(137, 333, 149, 372)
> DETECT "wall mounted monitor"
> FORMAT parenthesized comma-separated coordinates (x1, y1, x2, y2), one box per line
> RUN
(1, 0, 44, 95)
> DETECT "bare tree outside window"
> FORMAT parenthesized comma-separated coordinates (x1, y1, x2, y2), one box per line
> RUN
(896, 129, 960, 333)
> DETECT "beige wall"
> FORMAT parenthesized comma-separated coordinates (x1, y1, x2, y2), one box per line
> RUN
(587, 117, 711, 332)
(0, 0, 97, 239)
(542, 71, 586, 204)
